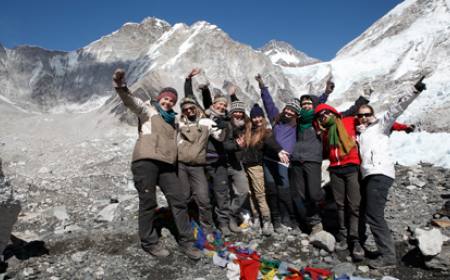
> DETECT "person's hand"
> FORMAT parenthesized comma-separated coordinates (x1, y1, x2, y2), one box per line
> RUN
(212, 117, 227, 129)
(228, 84, 238, 96)
(236, 135, 246, 148)
(278, 150, 290, 164)
(414, 76, 426, 93)
(198, 81, 210, 91)
(255, 74, 265, 89)
(112, 68, 126, 88)
(405, 124, 416, 133)
(188, 68, 201, 79)
(325, 79, 335, 94)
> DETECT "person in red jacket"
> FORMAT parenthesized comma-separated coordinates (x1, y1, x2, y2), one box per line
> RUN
(314, 103, 364, 262)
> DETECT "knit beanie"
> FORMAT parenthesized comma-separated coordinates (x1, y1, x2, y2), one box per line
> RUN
(180, 97, 197, 109)
(229, 101, 246, 114)
(213, 94, 228, 105)
(284, 98, 301, 114)
(250, 104, 265, 118)
(158, 87, 178, 104)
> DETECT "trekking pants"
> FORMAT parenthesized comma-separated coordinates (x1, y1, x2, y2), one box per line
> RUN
(131, 159, 193, 250)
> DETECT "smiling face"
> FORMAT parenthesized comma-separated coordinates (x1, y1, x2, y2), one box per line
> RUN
(357, 105, 375, 126)
(301, 99, 314, 111)
(232, 111, 244, 120)
(283, 107, 297, 120)
(317, 110, 333, 127)
(159, 96, 176, 111)
(252, 116, 264, 128)
(213, 101, 227, 114)
(182, 104, 197, 118)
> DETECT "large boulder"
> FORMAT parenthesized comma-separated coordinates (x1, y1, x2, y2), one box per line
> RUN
(414, 228, 444, 256)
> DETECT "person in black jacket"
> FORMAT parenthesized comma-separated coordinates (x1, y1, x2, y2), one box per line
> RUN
(199, 82, 245, 235)
(242, 104, 290, 236)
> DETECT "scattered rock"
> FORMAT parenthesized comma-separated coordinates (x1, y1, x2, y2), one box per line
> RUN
(333, 262, 356, 276)
(309, 231, 336, 252)
(358, 265, 370, 273)
(95, 204, 119, 222)
(415, 228, 444, 256)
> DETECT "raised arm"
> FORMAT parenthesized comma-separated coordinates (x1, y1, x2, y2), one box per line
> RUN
(113, 69, 148, 117)
(199, 83, 213, 110)
(184, 68, 201, 100)
(256, 74, 280, 122)
(381, 77, 426, 133)
(228, 84, 240, 102)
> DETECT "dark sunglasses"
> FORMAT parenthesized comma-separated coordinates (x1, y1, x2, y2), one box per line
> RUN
(182, 106, 196, 112)
(301, 101, 313, 106)
(317, 110, 332, 119)
(357, 113, 373, 118)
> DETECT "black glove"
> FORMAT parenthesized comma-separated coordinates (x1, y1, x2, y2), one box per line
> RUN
(414, 76, 426, 92)
(213, 118, 228, 129)
(405, 124, 416, 134)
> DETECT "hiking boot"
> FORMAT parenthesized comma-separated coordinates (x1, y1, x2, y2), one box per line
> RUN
(251, 217, 261, 230)
(229, 218, 242, 233)
(310, 223, 323, 235)
(335, 240, 348, 251)
(142, 242, 170, 258)
(367, 256, 396, 269)
(273, 223, 291, 234)
(179, 242, 202, 261)
(262, 217, 273, 237)
(351, 242, 365, 262)
(219, 224, 231, 237)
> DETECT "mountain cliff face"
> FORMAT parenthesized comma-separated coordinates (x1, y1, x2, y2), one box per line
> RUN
(280, 0, 450, 131)
(0, 0, 449, 131)
(260, 40, 320, 67)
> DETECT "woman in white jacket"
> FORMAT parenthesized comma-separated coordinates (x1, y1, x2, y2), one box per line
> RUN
(356, 77, 426, 269)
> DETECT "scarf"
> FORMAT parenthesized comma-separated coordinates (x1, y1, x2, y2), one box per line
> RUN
(298, 109, 315, 133)
(324, 116, 356, 156)
(155, 103, 177, 125)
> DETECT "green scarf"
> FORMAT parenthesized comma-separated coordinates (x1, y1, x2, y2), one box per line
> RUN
(324, 116, 356, 156)
(155, 103, 177, 125)
(298, 109, 315, 133)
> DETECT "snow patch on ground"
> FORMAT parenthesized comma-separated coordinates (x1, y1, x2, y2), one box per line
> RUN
(390, 131, 450, 168)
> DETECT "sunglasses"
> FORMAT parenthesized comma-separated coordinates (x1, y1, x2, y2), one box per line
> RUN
(182, 106, 196, 113)
(357, 113, 373, 118)
(317, 110, 332, 119)
(301, 101, 313, 106)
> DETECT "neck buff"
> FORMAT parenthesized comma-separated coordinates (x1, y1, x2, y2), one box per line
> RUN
(155, 103, 177, 125)
(298, 109, 315, 133)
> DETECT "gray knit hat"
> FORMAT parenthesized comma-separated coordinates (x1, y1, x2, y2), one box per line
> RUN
(284, 98, 301, 114)
(180, 97, 197, 109)
(229, 101, 246, 114)
(213, 94, 228, 105)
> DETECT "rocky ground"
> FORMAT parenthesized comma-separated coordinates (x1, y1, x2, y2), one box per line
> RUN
(0, 107, 449, 279)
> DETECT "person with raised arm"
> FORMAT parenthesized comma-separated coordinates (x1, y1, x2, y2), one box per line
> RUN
(112, 69, 201, 260)
(178, 68, 226, 234)
(356, 77, 427, 269)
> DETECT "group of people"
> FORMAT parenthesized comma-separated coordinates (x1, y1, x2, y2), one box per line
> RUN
(112, 68, 426, 268)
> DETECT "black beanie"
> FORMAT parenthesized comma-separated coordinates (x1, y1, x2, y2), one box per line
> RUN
(250, 104, 265, 118)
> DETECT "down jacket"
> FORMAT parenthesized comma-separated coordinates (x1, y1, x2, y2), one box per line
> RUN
(115, 86, 178, 164)
(357, 86, 420, 179)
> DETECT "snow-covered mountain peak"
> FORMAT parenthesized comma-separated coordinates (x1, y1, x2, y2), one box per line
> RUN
(260, 40, 320, 67)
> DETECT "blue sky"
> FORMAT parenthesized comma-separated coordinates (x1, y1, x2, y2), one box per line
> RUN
(0, 0, 402, 61)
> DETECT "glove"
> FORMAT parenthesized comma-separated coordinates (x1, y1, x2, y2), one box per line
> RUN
(255, 74, 265, 89)
(405, 124, 416, 134)
(414, 76, 426, 92)
(212, 118, 228, 129)
(112, 68, 126, 88)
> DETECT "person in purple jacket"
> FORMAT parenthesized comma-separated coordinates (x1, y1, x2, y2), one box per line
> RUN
(256, 74, 300, 233)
